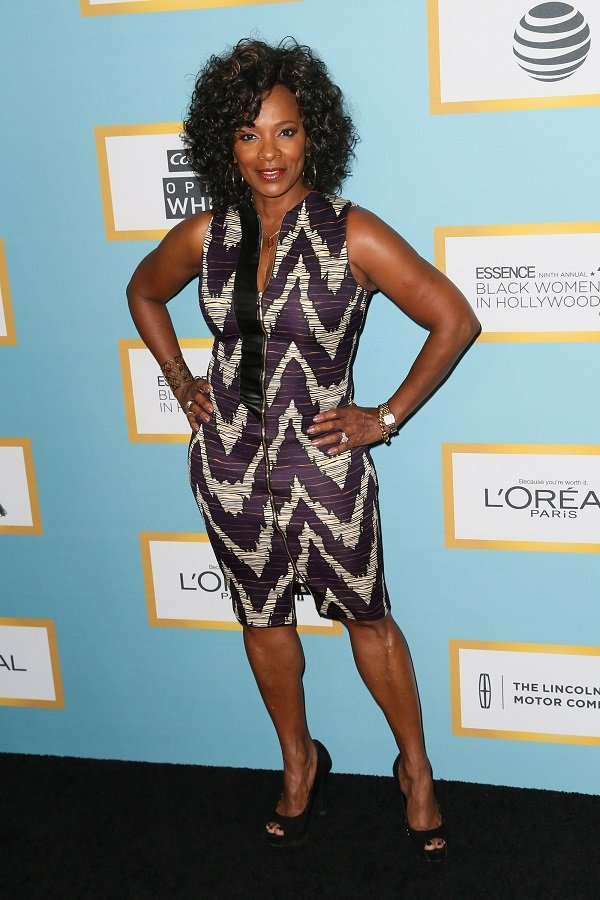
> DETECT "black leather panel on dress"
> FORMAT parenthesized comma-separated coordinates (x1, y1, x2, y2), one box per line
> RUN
(233, 203, 263, 420)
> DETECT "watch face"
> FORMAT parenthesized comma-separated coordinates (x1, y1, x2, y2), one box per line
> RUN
(383, 412, 395, 426)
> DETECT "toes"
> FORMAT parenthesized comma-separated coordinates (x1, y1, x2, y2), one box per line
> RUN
(425, 837, 445, 851)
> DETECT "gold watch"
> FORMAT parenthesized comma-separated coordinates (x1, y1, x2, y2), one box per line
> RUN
(377, 402, 397, 444)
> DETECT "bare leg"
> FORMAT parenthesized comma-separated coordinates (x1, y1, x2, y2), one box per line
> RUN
(343, 613, 444, 849)
(243, 624, 317, 836)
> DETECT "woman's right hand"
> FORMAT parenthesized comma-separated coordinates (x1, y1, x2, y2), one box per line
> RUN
(174, 377, 213, 431)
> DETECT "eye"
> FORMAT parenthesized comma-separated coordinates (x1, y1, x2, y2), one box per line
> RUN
(237, 131, 256, 142)
(280, 127, 298, 137)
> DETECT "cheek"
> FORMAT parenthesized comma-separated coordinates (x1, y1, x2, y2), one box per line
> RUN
(233, 142, 252, 166)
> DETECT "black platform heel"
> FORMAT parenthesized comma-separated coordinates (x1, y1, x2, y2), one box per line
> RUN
(392, 753, 448, 863)
(267, 740, 332, 849)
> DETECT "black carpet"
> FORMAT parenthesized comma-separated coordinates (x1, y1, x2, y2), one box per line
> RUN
(2, 752, 598, 899)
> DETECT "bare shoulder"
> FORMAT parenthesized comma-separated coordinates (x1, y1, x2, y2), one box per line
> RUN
(347, 205, 416, 257)
(346, 205, 424, 291)
(159, 209, 214, 258)
(128, 210, 214, 301)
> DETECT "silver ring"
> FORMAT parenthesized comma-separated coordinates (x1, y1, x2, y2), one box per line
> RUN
(186, 399, 194, 412)
(340, 431, 349, 444)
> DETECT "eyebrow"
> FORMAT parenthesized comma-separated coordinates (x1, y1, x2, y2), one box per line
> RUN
(237, 119, 300, 129)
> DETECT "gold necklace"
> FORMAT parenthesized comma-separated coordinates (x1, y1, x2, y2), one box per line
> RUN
(261, 229, 280, 288)
(265, 229, 279, 249)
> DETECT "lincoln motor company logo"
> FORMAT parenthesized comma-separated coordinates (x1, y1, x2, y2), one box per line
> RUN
(513, 3, 592, 82)
(479, 673, 492, 709)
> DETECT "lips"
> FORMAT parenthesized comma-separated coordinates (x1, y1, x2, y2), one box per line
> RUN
(257, 168, 286, 181)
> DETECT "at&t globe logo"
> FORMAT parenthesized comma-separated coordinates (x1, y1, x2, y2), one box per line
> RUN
(513, 3, 591, 82)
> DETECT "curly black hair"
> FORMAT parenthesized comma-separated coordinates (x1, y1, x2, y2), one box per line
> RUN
(183, 38, 358, 211)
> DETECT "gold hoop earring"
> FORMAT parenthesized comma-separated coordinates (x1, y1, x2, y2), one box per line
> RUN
(231, 166, 244, 190)
(303, 158, 317, 189)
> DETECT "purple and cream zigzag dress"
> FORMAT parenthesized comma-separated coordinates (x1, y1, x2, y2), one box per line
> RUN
(189, 190, 390, 627)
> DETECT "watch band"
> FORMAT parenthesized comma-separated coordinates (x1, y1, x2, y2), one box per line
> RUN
(377, 402, 397, 444)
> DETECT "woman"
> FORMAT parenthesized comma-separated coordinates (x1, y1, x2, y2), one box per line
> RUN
(127, 38, 479, 858)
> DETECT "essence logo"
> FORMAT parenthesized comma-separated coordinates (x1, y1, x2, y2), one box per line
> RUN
(163, 150, 211, 219)
(479, 673, 492, 709)
(513, 3, 591, 82)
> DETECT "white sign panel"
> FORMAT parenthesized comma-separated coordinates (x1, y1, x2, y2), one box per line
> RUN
(436, 225, 600, 341)
(119, 339, 213, 442)
(0, 440, 42, 534)
(451, 640, 600, 743)
(141, 533, 341, 634)
(0, 283, 6, 336)
(0, 620, 63, 707)
(443, 444, 600, 552)
(0, 239, 15, 344)
(95, 125, 212, 240)
(430, 0, 600, 112)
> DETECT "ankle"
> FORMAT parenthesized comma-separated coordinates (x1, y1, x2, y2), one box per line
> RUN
(282, 737, 315, 769)
(397, 754, 431, 784)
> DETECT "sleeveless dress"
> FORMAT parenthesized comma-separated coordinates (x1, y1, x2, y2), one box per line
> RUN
(189, 190, 390, 627)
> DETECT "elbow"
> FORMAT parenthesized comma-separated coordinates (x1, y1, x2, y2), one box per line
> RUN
(464, 304, 481, 341)
(466, 313, 482, 343)
(452, 309, 481, 349)
(126, 277, 137, 306)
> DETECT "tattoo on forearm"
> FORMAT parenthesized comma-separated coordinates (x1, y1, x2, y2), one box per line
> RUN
(160, 354, 194, 393)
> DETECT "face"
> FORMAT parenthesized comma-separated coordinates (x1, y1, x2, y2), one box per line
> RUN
(233, 84, 308, 205)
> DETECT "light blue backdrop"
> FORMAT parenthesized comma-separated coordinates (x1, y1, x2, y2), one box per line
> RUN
(1, 0, 598, 794)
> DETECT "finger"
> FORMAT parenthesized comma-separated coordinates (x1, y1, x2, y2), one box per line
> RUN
(328, 437, 351, 455)
(310, 409, 341, 426)
(307, 418, 343, 436)
(312, 430, 348, 448)
(185, 398, 211, 425)
(192, 374, 211, 392)
(185, 410, 200, 432)
(189, 390, 213, 417)
(194, 377, 211, 395)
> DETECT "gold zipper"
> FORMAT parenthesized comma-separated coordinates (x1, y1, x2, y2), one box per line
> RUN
(256, 218, 305, 596)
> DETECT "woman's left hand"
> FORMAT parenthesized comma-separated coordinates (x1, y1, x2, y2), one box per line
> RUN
(307, 404, 383, 454)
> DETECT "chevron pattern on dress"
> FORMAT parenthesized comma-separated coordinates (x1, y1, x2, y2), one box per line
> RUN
(189, 191, 390, 627)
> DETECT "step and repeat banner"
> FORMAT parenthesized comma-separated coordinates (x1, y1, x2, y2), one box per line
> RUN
(1, 1, 598, 790)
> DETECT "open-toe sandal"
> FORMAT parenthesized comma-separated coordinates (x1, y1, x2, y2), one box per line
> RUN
(267, 740, 332, 849)
(393, 752, 448, 863)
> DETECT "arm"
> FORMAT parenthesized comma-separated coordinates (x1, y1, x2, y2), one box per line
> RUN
(126, 212, 214, 428)
(309, 207, 480, 453)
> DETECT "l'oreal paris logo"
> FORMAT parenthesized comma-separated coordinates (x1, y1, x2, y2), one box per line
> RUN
(483, 484, 599, 518)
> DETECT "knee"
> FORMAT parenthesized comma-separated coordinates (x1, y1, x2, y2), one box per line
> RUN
(343, 613, 398, 642)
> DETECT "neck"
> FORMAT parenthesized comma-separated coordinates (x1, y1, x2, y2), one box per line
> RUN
(250, 183, 311, 228)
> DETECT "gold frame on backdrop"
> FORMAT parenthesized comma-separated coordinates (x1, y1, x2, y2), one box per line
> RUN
(427, 0, 600, 115)
(434, 223, 600, 343)
(0, 240, 16, 346)
(141, 532, 343, 635)
(119, 337, 213, 443)
(0, 438, 42, 535)
(95, 123, 186, 242)
(82, 0, 300, 15)
(449, 638, 600, 745)
(0, 618, 64, 708)
(442, 443, 600, 553)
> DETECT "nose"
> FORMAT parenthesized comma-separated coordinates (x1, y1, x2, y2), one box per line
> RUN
(258, 135, 281, 162)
